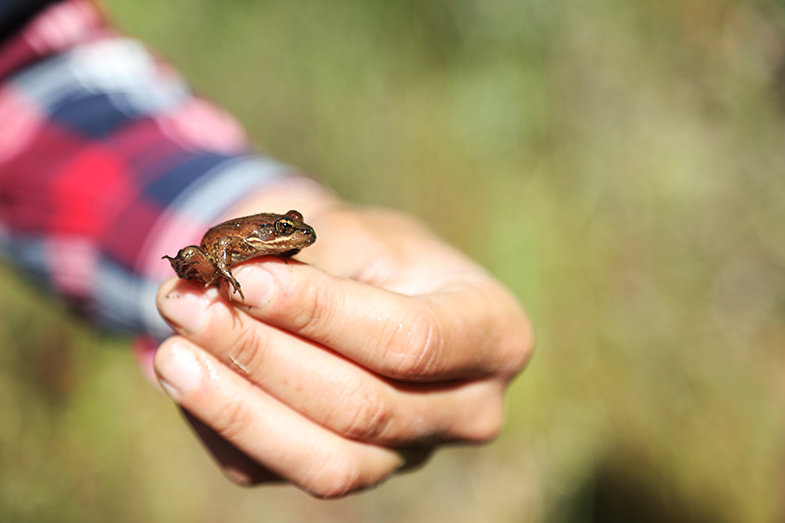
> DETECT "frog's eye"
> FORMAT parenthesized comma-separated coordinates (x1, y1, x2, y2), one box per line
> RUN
(275, 217, 295, 235)
(286, 210, 303, 222)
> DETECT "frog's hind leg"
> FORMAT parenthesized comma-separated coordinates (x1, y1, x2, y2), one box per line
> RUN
(163, 246, 216, 285)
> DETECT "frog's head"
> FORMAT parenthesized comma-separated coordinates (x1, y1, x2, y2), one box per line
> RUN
(249, 209, 316, 254)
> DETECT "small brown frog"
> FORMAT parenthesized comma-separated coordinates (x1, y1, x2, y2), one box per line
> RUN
(163, 210, 316, 301)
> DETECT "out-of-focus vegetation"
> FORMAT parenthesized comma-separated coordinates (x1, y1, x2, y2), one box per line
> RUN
(3, 0, 785, 520)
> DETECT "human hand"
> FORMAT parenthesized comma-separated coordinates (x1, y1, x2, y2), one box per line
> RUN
(154, 182, 533, 498)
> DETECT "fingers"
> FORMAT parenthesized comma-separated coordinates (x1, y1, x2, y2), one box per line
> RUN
(157, 280, 508, 445)
(154, 336, 404, 498)
(180, 408, 284, 486)
(227, 260, 532, 382)
(153, 201, 531, 495)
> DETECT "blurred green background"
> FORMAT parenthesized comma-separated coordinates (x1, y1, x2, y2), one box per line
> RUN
(3, 0, 785, 520)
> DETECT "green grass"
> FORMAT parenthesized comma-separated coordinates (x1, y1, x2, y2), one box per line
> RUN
(3, 0, 785, 520)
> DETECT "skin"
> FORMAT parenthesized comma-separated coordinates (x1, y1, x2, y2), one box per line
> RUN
(154, 178, 534, 498)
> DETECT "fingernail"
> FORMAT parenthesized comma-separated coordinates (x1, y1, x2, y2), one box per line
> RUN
(159, 284, 216, 333)
(234, 265, 275, 307)
(156, 341, 202, 399)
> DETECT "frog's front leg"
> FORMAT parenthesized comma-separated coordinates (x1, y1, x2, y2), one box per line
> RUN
(211, 265, 244, 301)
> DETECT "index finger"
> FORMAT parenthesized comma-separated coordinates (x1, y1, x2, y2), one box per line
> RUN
(228, 261, 532, 381)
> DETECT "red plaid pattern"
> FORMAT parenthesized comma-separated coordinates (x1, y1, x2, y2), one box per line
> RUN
(0, 0, 297, 337)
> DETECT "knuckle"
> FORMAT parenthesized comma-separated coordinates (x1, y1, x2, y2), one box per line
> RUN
(223, 468, 281, 488)
(381, 308, 444, 379)
(304, 454, 364, 499)
(224, 473, 255, 487)
(211, 395, 254, 443)
(328, 383, 390, 441)
(464, 399, 505, 443)
(223, 325, 268, 374)
(287, 279, 335, 337)
(488, 288, 535, 378)
(502, 315, 535, 378)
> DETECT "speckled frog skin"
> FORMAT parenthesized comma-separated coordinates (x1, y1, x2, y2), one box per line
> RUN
(162, 210, 316, 301)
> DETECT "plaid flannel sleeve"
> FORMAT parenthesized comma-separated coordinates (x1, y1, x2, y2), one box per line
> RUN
(0, 0, 299, 340)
